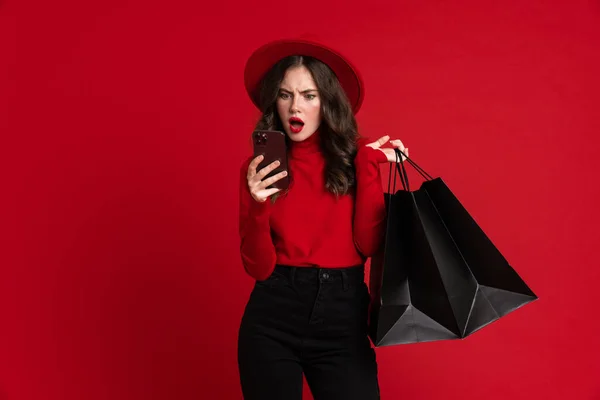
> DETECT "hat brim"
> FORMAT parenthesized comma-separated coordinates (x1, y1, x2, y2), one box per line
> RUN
(244, 39, 364, 114)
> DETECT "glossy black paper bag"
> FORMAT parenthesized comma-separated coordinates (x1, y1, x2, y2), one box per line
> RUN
(368, 150, 537, 347)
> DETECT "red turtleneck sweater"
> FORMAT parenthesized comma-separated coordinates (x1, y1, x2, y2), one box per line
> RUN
(238, 130, 388, 281)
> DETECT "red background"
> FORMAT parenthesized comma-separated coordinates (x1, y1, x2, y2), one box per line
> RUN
(2, 0, 600, 399)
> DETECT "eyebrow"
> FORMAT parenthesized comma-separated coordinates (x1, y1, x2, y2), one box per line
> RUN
(278, 88, 318, 94)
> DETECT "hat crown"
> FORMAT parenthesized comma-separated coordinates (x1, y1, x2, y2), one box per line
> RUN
(244, 38, 365, 114)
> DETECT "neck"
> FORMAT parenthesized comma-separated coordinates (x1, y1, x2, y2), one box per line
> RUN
(289, 128, 321, 159)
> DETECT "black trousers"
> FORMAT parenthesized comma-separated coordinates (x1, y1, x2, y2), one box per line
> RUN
(237, 264, 380, 400)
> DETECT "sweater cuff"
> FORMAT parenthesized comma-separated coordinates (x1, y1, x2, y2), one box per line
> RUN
(356, 145, 388, 166)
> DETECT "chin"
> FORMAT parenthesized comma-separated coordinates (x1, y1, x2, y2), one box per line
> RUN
(288, 129, 315, 142)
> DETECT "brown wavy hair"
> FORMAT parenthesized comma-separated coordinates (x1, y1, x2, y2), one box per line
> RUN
(254, 55, 361, 198)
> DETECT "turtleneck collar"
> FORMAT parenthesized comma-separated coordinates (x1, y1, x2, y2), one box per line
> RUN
(289, 128, 322, 159)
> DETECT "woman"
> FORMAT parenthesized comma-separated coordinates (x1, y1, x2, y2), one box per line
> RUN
(238, 38, 408, 400)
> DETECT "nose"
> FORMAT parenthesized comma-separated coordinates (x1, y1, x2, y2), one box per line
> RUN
(289, 94, 300, 113)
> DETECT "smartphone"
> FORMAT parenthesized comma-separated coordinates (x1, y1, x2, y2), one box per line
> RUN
(252, 130, 290, 190)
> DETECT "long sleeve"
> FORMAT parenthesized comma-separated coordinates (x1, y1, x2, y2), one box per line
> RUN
(238, 158, 277, 280)
(353, 141, 388, 257)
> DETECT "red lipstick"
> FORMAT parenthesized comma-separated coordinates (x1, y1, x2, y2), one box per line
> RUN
(289, 117, 305, 134)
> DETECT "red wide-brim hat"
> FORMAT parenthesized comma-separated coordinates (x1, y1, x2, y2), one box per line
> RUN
(244, 38, 365, 114)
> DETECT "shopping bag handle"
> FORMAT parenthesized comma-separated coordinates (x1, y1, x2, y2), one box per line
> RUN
(386, 148, 434, 194)
(395, 148, 433, 182)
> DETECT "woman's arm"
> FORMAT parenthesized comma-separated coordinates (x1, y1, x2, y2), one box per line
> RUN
(352, 139, 389, 257)
(238, 158, 277, 280)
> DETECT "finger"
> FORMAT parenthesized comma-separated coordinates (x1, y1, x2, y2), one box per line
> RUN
(258, 170, 288, 189)
(253, 160, 281, 182)
(249, 154, 264, 169)
(366, 135, 390, 149)
(373, 135, 390, 149)
(247, 155, 264, 179)
(391, 139, 405, 149)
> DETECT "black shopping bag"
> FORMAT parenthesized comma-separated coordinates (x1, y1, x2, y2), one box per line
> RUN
(368, 149, 537, 347)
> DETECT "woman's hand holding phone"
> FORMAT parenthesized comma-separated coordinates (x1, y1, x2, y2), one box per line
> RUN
(246, 155, 288, 203)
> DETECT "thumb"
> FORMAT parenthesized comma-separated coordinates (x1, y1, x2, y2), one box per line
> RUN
(368, 135, 390, 149)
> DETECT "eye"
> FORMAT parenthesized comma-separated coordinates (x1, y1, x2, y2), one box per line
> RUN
(278, 92, 291, 100)
(305, 94, 316, 100)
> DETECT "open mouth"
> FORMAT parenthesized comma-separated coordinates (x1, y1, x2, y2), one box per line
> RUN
(289, 117, 304, 133)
